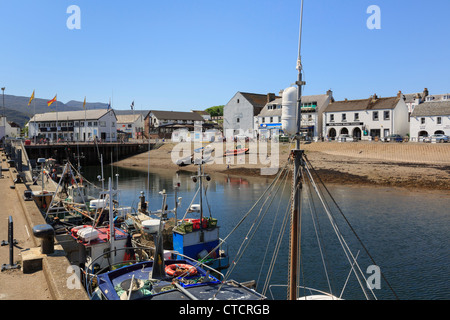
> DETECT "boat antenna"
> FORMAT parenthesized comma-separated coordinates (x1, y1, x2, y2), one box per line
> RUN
(288, 0, 305, 301)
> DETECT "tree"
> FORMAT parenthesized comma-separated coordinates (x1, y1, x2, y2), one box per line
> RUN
(205, 105, 224, 117)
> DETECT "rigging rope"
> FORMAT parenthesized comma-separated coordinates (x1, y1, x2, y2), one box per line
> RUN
(303, 154, 399, 300)
(256, 166, 291, 288)
(302, 160, 376, 300)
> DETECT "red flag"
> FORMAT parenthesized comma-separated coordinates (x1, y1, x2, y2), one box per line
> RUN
(47, 95, 57, 107)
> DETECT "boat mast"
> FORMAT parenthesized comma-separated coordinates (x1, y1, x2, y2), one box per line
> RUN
(288, 0, 305, 301)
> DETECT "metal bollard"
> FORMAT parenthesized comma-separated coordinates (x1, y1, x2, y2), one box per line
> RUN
(1, 216, 21, 272)
(32, 224, 55, 255)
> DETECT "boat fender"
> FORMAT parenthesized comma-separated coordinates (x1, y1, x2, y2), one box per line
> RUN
(165, 264, 197, 277)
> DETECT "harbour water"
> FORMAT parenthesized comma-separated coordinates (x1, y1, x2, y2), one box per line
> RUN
(83, 165, 449, 300)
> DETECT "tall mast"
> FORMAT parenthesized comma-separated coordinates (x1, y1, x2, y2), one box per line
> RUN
(288, 0, 305, 301)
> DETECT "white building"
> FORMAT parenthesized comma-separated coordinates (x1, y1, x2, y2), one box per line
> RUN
(0, 116, 6, 141)
(6, 122, 21, 138)
(323, 92, 409, 140)
(145, 110, 205, 139)
(403, 88, 429, 114)
(116, 113, 145, 139)
(410, 97, 450, 141)
(254, 90, 333, 139)
(29, 109, 118, 142)
(224, 92, 279, 138)
(0, 117, 21, 140)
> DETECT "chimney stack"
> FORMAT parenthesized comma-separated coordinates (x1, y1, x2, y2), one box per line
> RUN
(267, 93, 276, 103)
(423, 88, 429, 99)
(326, 89, 333, 99)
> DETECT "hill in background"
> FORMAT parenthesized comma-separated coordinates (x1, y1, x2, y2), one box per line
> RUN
(0, 94, 108, 127)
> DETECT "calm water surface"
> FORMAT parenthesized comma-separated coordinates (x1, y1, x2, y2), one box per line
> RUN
(83, 165, 449, 300)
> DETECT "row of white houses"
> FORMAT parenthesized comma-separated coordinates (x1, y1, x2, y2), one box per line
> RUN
(26, 108, 206, 142)
(224, 88, 450, 141)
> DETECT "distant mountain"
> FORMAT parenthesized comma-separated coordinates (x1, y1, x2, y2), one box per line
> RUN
(0, 94, 108, 127)
(65, 100, 109, 110)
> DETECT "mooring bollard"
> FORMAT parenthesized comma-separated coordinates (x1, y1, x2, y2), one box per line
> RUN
(32, 224, 55, 255)
(1, 216, 21, 272)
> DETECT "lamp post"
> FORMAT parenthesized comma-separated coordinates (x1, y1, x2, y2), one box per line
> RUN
(1, 87, 5, 127)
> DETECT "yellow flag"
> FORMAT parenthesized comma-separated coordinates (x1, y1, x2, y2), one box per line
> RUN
(28, 90, 35, 106)
(48, 95, 57, 107)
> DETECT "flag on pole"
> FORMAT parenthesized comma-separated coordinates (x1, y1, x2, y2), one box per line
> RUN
(28, 90, 35, 106)
(48, 95, 57, 107)
(83, 97, 87, 110)
(107, 99, 111, 110)
(130, 101, 134, 110)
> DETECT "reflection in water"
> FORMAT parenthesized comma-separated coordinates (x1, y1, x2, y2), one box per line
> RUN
(82, 165, 450, 300)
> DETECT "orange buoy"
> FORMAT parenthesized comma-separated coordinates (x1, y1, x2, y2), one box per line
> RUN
(165, 263, 197, 277)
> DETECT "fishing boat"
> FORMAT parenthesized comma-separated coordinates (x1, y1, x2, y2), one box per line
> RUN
(125, 164, 229, 272)
(85, 178, 264, 300)
(172, 163, 230, 271)
(224, 145, 249, 157)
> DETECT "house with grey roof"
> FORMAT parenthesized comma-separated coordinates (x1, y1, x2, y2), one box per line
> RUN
(116, 113, 146, 140)
(410, 95, 450, 141)
(145, 110, 205, 139)
(402, 88, 429, 114)
(254, 90, 333, 139)
(223, 92, 279, 138)
(28, 109, 117, 142)
(323, 92, 409, 141)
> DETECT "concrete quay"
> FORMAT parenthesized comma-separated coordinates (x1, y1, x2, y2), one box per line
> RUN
(0, 147, 88, 300)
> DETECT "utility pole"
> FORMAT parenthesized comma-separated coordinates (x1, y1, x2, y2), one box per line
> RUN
(1, 87, 5, 128)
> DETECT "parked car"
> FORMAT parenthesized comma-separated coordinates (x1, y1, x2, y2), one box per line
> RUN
(383, 134, 403, 142)
(234, 134, 250, 142)
(337, 134, 354, 142)
(425, 134, 449, 143)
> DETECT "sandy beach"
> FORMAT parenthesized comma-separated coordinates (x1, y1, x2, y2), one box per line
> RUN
(114, 141, 450, 190)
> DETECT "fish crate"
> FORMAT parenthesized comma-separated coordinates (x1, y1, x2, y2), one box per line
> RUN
(176, 222, 194, 234)
(208, 218, 218, 228)
(176, 275, 221, 288)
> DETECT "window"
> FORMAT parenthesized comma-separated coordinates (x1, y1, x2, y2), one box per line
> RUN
(237, 118, 240, 123)
(112, 122, 115, 127)
(237, 99, 240, 104)
(262, 118, 265, 123)
(308, 115, 312, 122)
(437, 117, 442, 125)
(330, 114, 335, 122)
(270, 117, 273, 123)
(354, 113, 359, 121)
(373, 111, 379, 121)
(384, 111, 390, 120)
(342, 114, 347, 122)
(99, 121, 106, 127)
(421, 118, 425, 125)
(88, 122, 92, 127)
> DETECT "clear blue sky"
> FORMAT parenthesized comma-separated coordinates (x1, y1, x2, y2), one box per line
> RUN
(1, 0, 449, 111)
